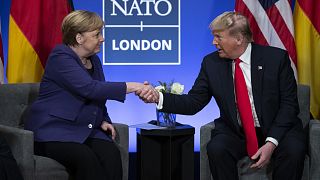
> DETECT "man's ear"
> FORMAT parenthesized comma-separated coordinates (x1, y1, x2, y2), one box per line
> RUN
(76, 33, 83, 44)
(235, 34, 244, 45)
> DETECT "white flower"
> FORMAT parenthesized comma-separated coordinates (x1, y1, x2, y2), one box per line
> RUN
(170, 82, 184, 94)
(155, 85, 165, 92)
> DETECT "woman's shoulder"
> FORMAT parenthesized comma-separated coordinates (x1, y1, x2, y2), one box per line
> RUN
(51, 44, 74, 55)
(48, 44, 78, 60)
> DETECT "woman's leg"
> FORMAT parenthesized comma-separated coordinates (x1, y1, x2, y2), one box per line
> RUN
(35, 141, 105, 180)
(85, 138, 123, 180)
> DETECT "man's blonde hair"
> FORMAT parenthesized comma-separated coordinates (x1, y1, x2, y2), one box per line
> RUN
(61, 10, 104, 46)
(209, 11, 253, 42)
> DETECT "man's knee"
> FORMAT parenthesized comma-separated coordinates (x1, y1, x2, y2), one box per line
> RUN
(286, 143, 306, 162)
(206, 139, 228, 159)
(277, 138, 306, 163)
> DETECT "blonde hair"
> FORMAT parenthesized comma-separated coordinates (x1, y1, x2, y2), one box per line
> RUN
(209, 11, 253, 42)
(61, 10, 104, 46)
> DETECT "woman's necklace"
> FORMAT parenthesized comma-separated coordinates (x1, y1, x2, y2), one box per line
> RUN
(81, 58, 89, 65)
(81, 57, 92, 69)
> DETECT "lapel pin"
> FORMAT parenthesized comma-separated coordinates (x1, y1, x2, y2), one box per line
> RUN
(258, 66, 263, 70)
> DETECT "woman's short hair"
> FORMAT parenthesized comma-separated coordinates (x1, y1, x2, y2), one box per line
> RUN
(209, 11, 253, 42)
(62, 10, 104, 46)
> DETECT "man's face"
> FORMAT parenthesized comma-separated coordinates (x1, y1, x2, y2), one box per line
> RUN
(212, 29, 239, 59)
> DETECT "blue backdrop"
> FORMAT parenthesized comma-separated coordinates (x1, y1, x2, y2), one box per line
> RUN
(0, 0, 235, 151)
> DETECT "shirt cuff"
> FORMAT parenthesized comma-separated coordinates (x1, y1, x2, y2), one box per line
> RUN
(156, 92, 164, 110)
(266, 137, 278, 146)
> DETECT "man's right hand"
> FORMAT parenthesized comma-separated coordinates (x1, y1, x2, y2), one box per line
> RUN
(250, 141, 276, 169)
(134, 81, 160, 103)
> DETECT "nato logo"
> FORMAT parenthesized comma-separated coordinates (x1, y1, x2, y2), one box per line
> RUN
(103, 0, 180, 65)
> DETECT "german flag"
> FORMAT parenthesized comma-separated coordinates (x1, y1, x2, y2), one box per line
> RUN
(7, 0, 73, 83)
(294, 0, 320, 119)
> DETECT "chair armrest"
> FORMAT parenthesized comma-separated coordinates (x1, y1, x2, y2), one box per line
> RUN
(309, 119, 320, 180)
(0, 124, 35, 180)
(200, 121, 215, 180)
(113, 123, 129, 180)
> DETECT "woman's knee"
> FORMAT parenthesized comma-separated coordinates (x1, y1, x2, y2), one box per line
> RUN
(73, 146, 101, 168)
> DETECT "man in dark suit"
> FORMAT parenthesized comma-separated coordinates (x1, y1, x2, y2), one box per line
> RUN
(140, 11, 306, 180)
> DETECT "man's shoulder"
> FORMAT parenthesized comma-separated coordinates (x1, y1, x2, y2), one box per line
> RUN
(203, 51, 224, 62)
(203, 51, 219, 60)
(252, 43, 290, 67)
(202, 51, 231, 65)
(252, 43, 287, 55)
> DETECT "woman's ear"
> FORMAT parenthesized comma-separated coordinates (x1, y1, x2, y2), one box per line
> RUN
(76, 33, 83, 44)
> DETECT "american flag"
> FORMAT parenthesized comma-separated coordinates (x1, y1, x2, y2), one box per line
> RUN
(235, 0, 297, 78)
(0, 16, 4, 84)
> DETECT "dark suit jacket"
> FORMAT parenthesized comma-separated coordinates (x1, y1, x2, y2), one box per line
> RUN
(162, 43, 302, 143)
(25, 44, 126, 143)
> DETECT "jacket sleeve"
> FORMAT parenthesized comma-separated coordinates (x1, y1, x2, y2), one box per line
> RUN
(162, 58, 212, 115)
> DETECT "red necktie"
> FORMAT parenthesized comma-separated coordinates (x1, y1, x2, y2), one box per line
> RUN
(234, 58, 258, 157)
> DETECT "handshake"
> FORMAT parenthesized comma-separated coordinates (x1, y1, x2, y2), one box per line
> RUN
(126, 81, 160, 103)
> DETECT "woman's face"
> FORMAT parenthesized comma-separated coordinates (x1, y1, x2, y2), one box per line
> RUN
(79, 29, 104, 56)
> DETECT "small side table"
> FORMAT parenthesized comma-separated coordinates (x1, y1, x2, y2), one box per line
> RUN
(136, 121, 195, 180)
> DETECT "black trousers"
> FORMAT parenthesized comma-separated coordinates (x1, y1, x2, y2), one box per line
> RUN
(35, 138, 122, 180)
(0, 137, 23, 180)
(206, 127, 306, 180)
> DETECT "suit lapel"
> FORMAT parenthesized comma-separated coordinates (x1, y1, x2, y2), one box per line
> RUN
(218, 59, 239, 130)
(251, 44, 264, 124)
(91, 57, 104, 81)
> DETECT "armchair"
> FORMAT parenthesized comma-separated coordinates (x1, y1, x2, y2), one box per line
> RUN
(200, 84, 320, 180)
(0, 83, 129, 180)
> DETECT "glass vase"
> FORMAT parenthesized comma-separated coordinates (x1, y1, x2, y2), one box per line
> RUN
(156, 109, 176, 128)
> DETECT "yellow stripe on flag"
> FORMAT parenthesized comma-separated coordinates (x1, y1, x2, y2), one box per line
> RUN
(7, 16, 44, 83)
(294, 3, 320, 118)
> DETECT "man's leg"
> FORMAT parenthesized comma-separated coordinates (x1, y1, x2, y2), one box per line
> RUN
(272, 129, 306, 180)
(206, 130, 246, 180)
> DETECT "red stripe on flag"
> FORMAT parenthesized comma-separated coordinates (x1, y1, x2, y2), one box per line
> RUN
(10, 0, 72, 67)
(235, 0, 269, 46)
(235, 0, 297, 67)
(265, 5, 297, 65)
(297, 0, 320, 33)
